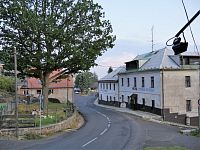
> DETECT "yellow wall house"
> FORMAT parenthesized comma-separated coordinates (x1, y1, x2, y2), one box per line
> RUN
(20, 70, 74, 104)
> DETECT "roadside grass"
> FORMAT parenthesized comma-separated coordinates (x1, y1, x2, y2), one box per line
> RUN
(144, 146, 188, 150)
(190, 129, 200, 137)
(18, 102, 73, 126)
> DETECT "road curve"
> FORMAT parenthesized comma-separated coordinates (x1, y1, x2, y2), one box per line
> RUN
(0, 94, 200, 150)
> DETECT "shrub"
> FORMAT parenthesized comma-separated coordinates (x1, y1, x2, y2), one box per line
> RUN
(48, 98, 61, 103)
(0, 76, 15, 92)
(190, 129, 200, 137)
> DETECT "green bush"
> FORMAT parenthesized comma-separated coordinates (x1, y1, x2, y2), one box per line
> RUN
(190, 129, 200, 137)
(0, 76, 15, 92)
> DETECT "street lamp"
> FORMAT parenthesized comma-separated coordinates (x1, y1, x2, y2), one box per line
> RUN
(167, 10, 200, 55)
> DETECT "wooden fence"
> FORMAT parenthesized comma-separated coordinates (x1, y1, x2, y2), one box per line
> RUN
(0, 114, 35, 129)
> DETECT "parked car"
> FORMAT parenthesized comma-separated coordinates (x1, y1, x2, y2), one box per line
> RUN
(74, 88, 81, 94)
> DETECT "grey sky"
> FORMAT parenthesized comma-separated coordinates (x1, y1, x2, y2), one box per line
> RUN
(91, 0, 200, 78)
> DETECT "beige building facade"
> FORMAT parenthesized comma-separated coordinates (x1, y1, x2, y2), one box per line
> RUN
(20, 71, 74, 104)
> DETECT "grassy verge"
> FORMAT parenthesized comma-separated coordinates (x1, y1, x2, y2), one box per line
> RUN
(18, 102, 73, 126)
(190, 129, 200, 137)
(144, 147, 187, 150)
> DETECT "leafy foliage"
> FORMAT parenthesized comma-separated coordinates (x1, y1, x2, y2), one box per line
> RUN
(0, 0, 115, 107)
(0, 0, 115, 76)
(190, 129, 200, 137)
(0, 76, 15, 92)
(75, 71, 98, 92)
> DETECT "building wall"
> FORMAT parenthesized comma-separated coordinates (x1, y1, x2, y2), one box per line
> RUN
(98, 82, 119, 106)
(49, 88, 73, 103)
(163, 70, 199, 117)
(20, 88, 73, 103)
(119, 71, 161, 108)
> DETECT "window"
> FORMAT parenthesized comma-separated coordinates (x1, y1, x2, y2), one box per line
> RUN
(110, 83, 112, 90)
(142, 77, 145, 87)
(127, 78, 130, 87)
(185, 76, 191, 87)
(113, 83, 115, 91)
(101, 94, 102, 100)
(100, 83, 102, 89)
(186, 100, 192, 112)
(114, 97, 116, 101)
(134, 77, 137, 87)
(121, 95, 124, 102)
(37, 90, 41, 94)
(49, 89, 53, 94)
(151, 76, 154, 88)
(106, 83, 108, 89)
(121, 78, 124, 86)
(103, 83, 105, 89)
(142, 98, 145, 107)
(107, 96, 108, 101)
(110, 96, 112, 101)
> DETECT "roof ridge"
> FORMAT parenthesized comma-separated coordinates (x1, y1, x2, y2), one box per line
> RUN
(159, 47, 168, 68)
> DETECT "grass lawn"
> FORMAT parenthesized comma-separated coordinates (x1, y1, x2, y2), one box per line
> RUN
(18, 102, 73, 126)
(144, 147, 188, 150)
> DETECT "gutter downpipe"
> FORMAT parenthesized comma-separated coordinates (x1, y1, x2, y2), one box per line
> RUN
(118, 75, 120, 108)
(161, 69, 165, 121)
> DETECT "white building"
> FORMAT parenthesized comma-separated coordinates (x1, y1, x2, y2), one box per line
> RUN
(98, 66, 125, 107)
(98, 48, 200, 126)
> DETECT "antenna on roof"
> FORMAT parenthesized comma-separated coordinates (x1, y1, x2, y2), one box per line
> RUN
(151, 25, 154, 52)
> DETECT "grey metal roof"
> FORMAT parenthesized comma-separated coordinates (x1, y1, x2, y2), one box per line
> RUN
(137, 48, 180, 70)
(99, 66, 126, 81)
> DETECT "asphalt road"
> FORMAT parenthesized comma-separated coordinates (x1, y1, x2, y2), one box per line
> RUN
(0, 94, 200, 150)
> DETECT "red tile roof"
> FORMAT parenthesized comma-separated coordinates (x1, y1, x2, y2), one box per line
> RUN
(26, 70, 74, 89)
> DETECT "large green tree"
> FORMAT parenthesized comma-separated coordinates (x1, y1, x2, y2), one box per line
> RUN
(75, 71, 98, 93)
(0, 0, 115, 109)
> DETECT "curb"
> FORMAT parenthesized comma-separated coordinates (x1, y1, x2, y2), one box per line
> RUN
(94, 99, 198, 129)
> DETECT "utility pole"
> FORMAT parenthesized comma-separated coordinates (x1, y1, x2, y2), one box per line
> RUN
(14, 47, 18, 138)
(151, 25, 154, 52)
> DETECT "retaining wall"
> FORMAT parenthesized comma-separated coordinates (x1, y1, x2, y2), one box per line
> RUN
(0, 111, 84, 137)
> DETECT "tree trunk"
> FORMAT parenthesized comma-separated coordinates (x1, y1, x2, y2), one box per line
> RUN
(42, 72, 50, 116)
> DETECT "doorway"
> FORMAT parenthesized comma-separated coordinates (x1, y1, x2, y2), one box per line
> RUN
(130, 94, 138, 110)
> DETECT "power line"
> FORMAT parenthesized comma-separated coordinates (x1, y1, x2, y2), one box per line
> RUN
(96, 64, 118, 68)
(181, 0, 199, 55)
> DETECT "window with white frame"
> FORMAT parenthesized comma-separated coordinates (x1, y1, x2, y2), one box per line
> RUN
(121, 95, 124, 102)
(127, 78, 130, 87)
(151, 76, 154, 88)
(186, 100, 192, 112)
(142, 77, 145, 87)
(185, 76, 191, 87)
(134, 77, 137, 87)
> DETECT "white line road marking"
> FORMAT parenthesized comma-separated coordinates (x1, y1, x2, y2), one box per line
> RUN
(82, 137, 98, 148)
(100, 128, 108, 135)
(82, 109, 111, 148)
